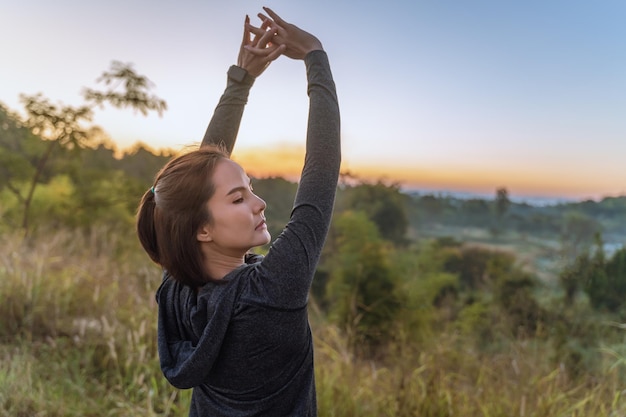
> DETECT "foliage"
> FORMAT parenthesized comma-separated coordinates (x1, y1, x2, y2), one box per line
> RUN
(0, 228, 192, 416)
(0, 105, 46, 193)
(0, 110, 172, 231)
(82, 60, 167, 116)
(314, 323, 626, 417)
(562, 240, 626, 313)
(1, 61, 166, 234)
(408, 191, 624, 245)
(338, 180, 409, 245)
(560, 211, 602, 262)
(492, 187, 511, 236)
(495, 187, 511, 219)
(1, 214, 626, 415)
(324, 211, 404, 357)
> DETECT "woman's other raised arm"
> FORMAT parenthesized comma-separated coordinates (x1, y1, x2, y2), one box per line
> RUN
(200, 16, 284, 153)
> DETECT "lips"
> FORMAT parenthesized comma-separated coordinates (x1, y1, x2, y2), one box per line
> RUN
(255, 219, 267, 230)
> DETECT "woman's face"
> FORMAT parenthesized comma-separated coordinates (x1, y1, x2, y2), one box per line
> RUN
(199, 159, 270, 256)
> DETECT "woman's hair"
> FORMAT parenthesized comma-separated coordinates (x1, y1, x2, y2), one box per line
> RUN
(136, 145, 229, 288)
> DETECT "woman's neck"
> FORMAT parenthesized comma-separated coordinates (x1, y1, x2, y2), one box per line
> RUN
(201, 244, 246, 280)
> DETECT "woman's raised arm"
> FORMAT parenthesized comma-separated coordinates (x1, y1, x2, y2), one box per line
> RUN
(247, 9, 341, 308)
(200, 16, 284, 153)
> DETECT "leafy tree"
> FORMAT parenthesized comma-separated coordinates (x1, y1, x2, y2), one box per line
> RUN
(341, 181, 409, 245)
(492, 187, 510, 236)
(583, 246, 626, 313)
(0, 106, 49, 214)
(441, 246, 515, 291)
(460, 198, 491, 226)
(558, 234, 626, 313)
(324, 211, 403, 357)
(495, 187, 510, 219)
(412, 194, 445, 225)
(559, 233, 604, 306)
(1, 61, 166, 234)
(116, 143, 173, 184)
(495, 269, 542, 338)
(560, 212, 601, 262)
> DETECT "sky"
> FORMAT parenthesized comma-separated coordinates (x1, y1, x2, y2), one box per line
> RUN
(1, 0, 625, 202)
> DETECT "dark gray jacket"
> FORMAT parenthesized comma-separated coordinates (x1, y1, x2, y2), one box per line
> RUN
(156, 50, 340, 416)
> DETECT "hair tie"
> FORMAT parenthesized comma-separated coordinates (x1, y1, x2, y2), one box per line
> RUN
(150, 186, 155, 194)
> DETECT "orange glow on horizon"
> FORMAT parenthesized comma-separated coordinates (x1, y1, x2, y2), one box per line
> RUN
(232, 144, 306, 181)
(232, 145, 624, 200)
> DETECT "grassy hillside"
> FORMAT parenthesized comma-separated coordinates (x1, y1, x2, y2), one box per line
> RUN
(2, 227, 626, 416)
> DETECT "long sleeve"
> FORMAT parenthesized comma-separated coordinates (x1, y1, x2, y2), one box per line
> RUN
(249, 50, 341, 308)
(200, 66, 255, 154)
(295, 50, 341, 216)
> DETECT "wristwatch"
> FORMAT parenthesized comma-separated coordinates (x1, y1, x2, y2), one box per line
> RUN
(227, 65, 255, 85)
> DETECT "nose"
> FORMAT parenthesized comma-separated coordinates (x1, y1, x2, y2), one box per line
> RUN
(254, 193, 266, 213)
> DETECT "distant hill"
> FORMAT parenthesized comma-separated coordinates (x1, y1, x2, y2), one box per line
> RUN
(404, 188, 582, 207)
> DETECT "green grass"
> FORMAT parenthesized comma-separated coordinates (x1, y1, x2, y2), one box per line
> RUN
(1, 228, 626, 416)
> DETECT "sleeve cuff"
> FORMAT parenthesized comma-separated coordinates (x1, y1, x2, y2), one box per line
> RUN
(227, 65, 256, 86)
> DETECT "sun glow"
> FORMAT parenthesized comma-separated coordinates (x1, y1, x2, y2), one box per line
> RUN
(232, 144, 306, 181)
(231, 144, 624, 200)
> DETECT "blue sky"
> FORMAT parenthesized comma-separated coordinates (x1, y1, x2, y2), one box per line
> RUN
(1, 0, 625, 200)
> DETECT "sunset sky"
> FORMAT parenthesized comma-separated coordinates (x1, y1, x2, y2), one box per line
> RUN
(1, 0, 625, 201)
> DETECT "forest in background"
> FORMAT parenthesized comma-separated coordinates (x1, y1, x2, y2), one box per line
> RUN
(2, 70, 626, 416)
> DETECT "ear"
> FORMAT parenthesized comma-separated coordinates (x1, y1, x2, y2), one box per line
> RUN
(196, 224, 213, 242)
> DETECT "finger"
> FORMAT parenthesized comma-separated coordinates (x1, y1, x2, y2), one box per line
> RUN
(272, 22, 287, 39)
(251, 18, 273, 43)
(252, 25, 278, 48)
(244, 42, 282, 57)
(262, 7, 287, 26)
(256, 12, 275, 26)
(245, 22, 267, 41)
(243, 45, 272, 57)
(258, 14, 286, 36)
(242, 15, 251, 45)
(260, 18, 271, 31)
(255, 17, 285, 41)
(265, 44, 286, 61)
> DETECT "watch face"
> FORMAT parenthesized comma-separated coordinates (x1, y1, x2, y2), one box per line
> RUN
(229, 66, 247, 83)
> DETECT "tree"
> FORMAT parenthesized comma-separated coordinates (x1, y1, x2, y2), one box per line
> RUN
(492, 187, 511, 236)
(583, 246, 626, 313)
(441, 246, 514, 291)
(559, 233, 604, 306)
(341, 180, 409, 245)
(0, 105, 46, 204)
(324, 211, 403, 357)
(2, 61, 166, 234)
(461, 198, 491, 226)
(413, 194, 445, 225)
(560, 212, 601, 262)
(496, 271, 543, 338)
(495, 187, 510, 218)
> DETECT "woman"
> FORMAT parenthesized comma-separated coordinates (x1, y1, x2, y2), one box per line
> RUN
(136, 8, 340, 417)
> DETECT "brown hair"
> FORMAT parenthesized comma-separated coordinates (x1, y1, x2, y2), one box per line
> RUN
(136, 145, 229, 287)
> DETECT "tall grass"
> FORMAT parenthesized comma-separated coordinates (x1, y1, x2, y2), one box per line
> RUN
(0, 228, 191, 416)
(313, 325, 626, 416)
(1, 228, 625, 416)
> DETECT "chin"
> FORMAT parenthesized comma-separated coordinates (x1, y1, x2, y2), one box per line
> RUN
(257, 231, 271, 246)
